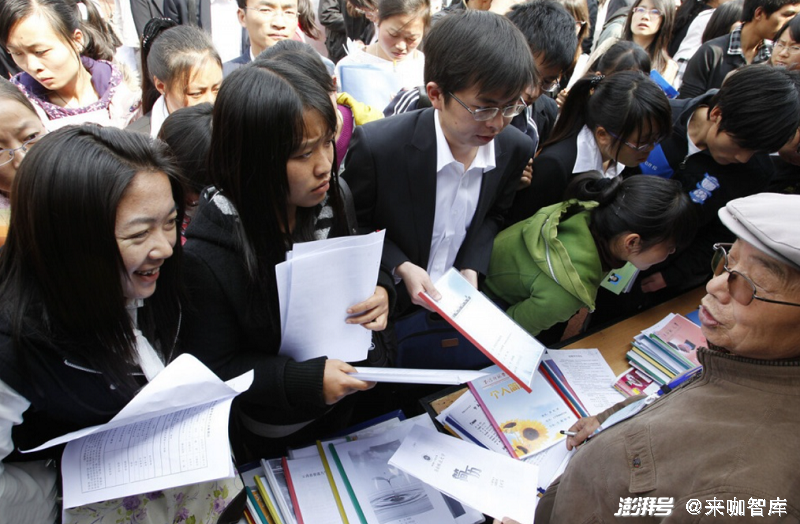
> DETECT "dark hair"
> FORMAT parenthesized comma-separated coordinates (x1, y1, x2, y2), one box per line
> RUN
(775, 7, 800, 41)
(709, 64, 800, 151)
(547, 71, 672, 160)
(0, 125, 184, 389)
(742, 0, 797, 22)
(378, 0, 431, 27)
(0, 76, 37, 114)
(672, 0, 712, 45)
(140, 21, 222, 114)
(568, 173, 696, 251)
(257, 39, 335, 93)
(702, 0, 743, 42)
(424, 10, 535, 102)
(297, 0, 323, 39)
(622, 0, 675, 74)
(556, 0, 591, 48)
(158, 103, 213, 193)
(209, 60, 341, 311)
(595, 40, 651, 75)
(506, 0, 579, 74)
(0, 0, 120, 61)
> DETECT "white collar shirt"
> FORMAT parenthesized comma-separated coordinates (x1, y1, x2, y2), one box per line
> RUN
(573, 125, 624, 178)
(427, 109, 496, 282)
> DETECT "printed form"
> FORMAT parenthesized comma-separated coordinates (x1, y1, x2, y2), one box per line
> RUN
(24, 354, 253, 508)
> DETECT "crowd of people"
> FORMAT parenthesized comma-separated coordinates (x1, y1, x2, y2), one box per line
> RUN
(1, 0, 800, 521)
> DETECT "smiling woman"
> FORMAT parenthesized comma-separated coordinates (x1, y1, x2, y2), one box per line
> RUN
(0, 126, 246, 522)
(0, 0, 141, 129)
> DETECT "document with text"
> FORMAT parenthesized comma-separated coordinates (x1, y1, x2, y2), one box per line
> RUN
(24, 354, 252, 508)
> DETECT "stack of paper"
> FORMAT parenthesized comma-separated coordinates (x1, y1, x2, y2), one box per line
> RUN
(277, 230, 385, 363)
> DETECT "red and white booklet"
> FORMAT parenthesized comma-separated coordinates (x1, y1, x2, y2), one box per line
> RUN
(419, 268, 545, 392)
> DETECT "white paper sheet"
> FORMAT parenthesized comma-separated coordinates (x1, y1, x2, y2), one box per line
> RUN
(543, 349, 626, 415)
(278, 230, 385, 362)
(331, 417, 483, 524)
(389, 425, 539, 524)
(420, 269, 544, 392)
(23, 354, 253, 508)
(350, 367, 489, 385)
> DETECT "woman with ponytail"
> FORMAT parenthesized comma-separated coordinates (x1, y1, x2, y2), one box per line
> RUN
(0, 0, 141, 129)
(484, 174, 695, 337)
(128, 19, 223, 137)
(508, 70, 672, 223)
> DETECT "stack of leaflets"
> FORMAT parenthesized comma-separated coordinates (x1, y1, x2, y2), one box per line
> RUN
(623, 313, 705, 387)
(240, 411, 487, 524)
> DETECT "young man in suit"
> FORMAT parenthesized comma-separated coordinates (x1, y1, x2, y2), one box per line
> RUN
(342, 10, 536, 315)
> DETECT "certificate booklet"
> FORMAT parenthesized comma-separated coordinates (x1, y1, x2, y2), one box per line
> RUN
(419, 268, 545, 392)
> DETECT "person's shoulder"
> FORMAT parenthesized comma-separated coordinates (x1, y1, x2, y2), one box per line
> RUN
(125, 113, 152, 135)
(699, 33, 730, 53)
(361, 106, 432, 135)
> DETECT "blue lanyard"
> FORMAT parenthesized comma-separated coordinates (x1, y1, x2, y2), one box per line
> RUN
(657, 366, 703, 396)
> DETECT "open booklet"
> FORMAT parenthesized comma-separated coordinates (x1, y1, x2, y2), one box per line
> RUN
(23, 354, 253, 508)
(418, 268, 545, 392)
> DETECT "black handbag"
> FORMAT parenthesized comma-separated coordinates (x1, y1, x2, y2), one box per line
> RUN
(393, 309, 491, 370)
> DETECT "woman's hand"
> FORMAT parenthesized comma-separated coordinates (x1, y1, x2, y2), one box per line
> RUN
(347, 285, 389, 330)
(566, 416, 600, 450)
(322, 359, 374, 405)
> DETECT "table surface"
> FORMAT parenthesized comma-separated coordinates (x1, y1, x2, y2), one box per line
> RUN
(423, 285, 708, 417)
(561, 285, 707, 375)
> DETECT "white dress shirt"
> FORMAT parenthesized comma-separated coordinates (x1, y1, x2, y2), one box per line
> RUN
(427, 109, 496, 282)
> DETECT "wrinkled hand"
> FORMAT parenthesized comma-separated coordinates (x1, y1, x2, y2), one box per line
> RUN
(347, 286, 389, 331)
(460, 268, 479, 289)
(641, 272, 667, 293)
(566, 416, 600, 450)
(518, 158, 533, 191)
(396, 262, 441, 311)
(322, 359, 374, 405)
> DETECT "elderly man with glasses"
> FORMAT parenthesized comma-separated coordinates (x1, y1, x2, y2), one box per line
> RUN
(498, 192, 800, 524)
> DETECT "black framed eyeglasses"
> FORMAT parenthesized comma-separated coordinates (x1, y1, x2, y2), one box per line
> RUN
(448, 92, 526, 121)
(712, 243, 800, 308)
(606, 130, 662, 152)
(0, 133, 45, 167)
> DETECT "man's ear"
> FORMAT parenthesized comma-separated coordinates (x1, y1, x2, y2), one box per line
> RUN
(753, 5, 765, 20)
(426, 81, 445, 110)
(237, 8, 247, 28)
(709, 106, 723, 124)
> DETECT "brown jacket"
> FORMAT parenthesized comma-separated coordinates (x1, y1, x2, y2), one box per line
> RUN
(536, 346, 800, 523)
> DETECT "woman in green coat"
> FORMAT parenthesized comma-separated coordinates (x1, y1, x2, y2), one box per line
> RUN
(483, 174, 695, 336)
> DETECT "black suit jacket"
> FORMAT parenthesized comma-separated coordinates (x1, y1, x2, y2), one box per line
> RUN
(342, 108, 532, 305)
(163, 0, 249, 54)
(131, 0, 164, 37)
